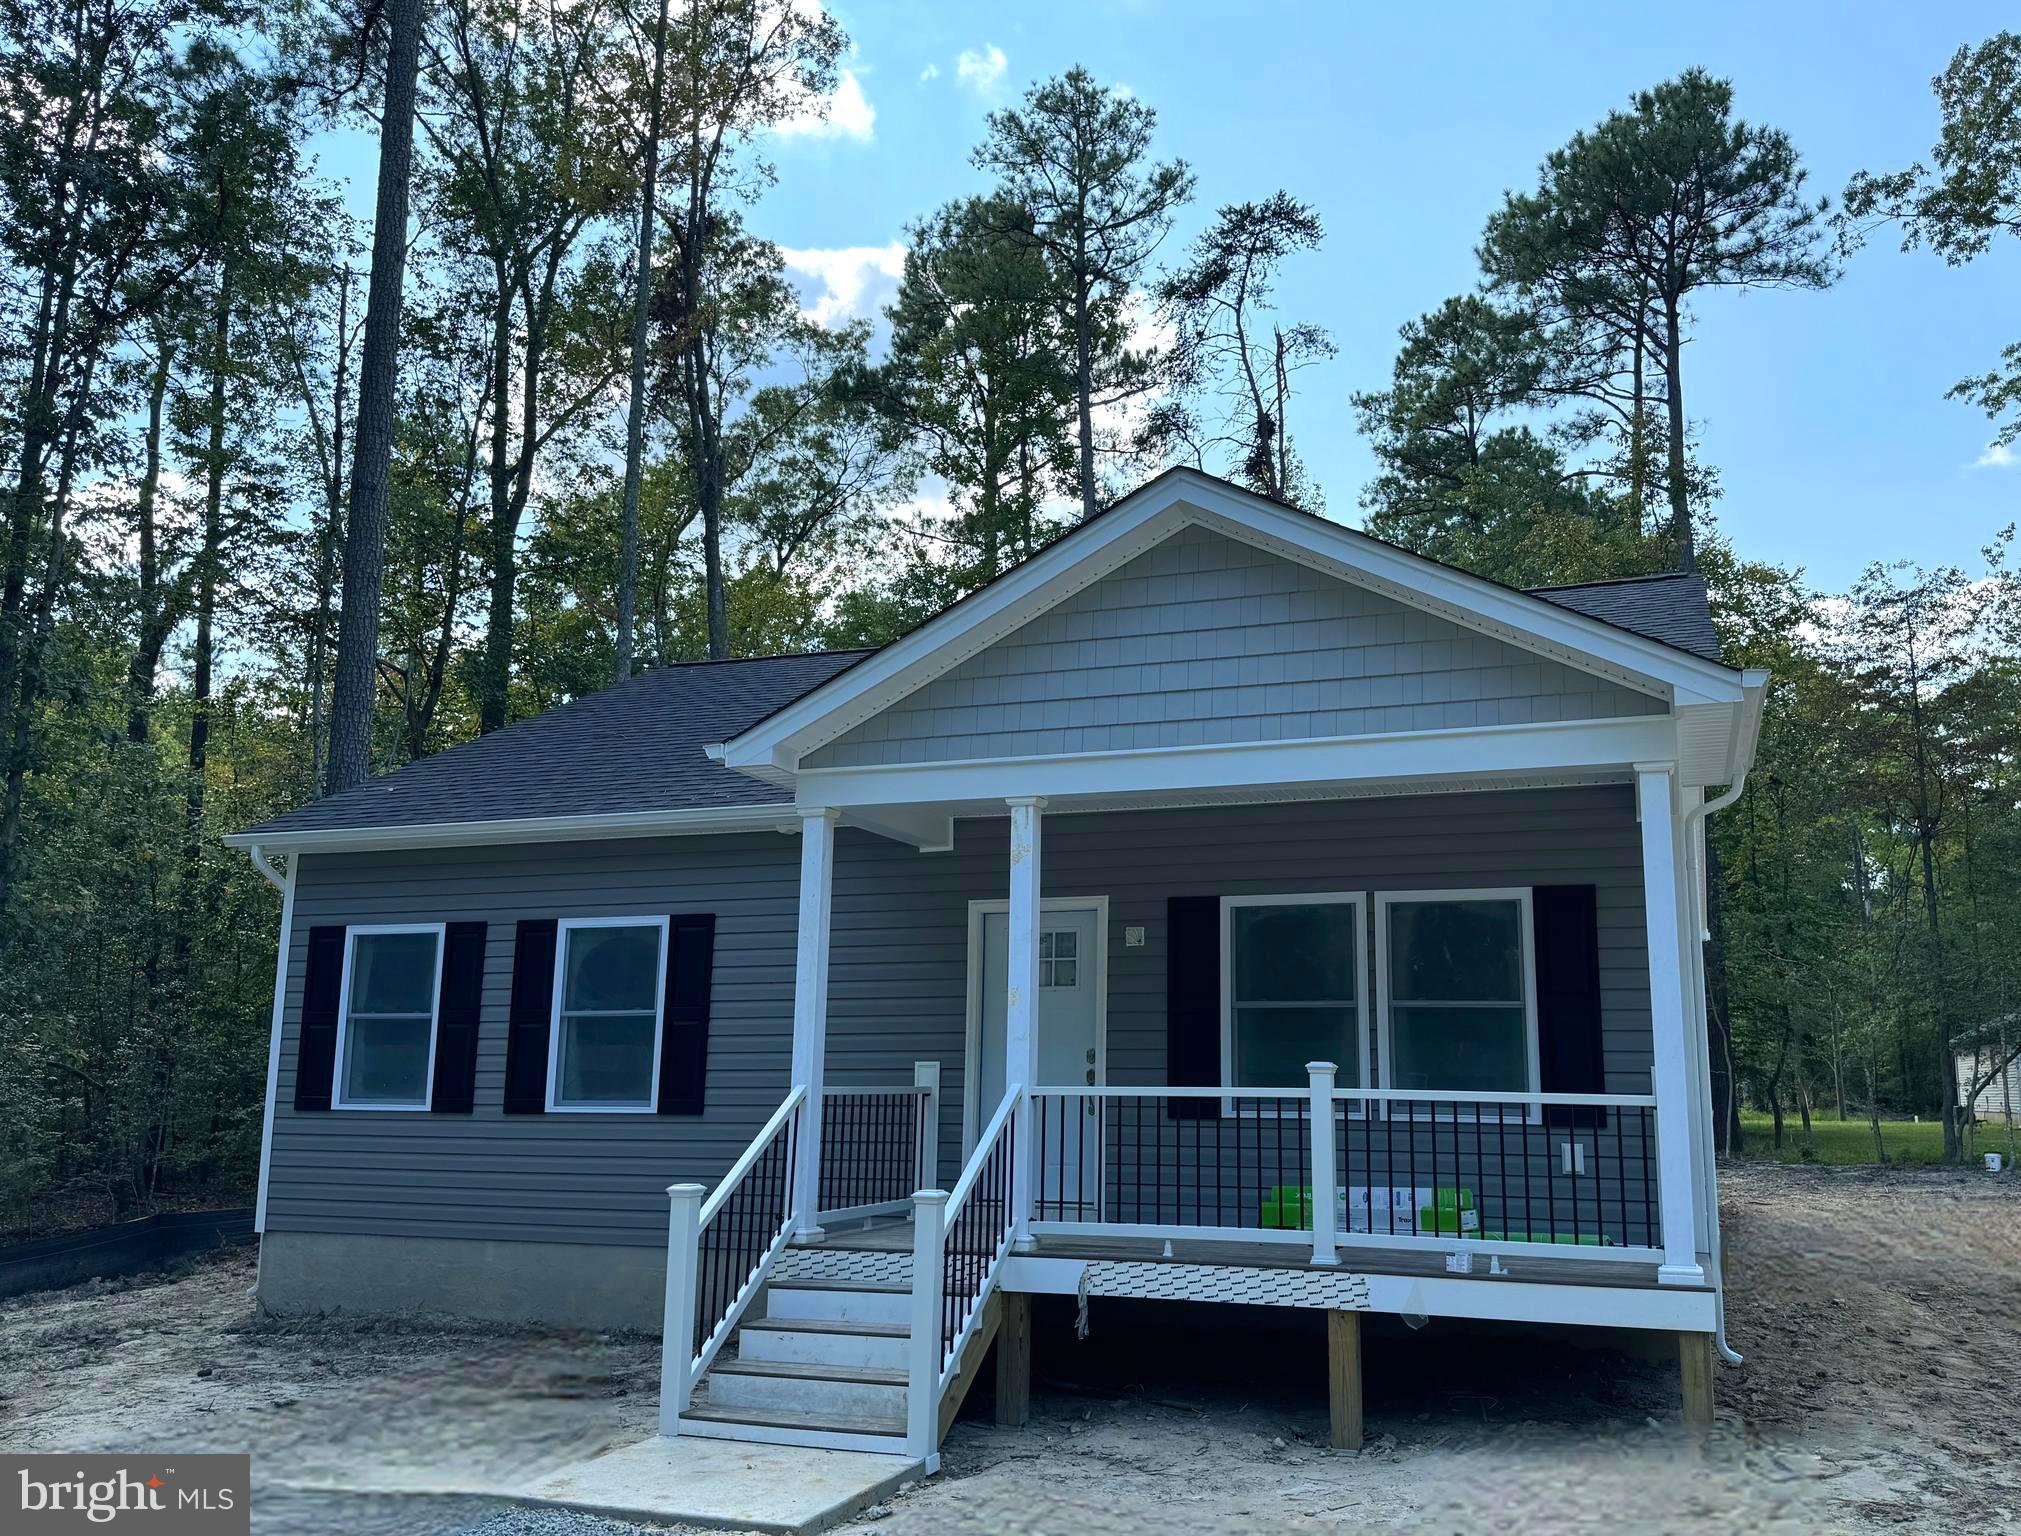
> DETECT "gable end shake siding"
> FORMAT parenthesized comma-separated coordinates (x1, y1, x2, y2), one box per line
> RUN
(805, 526, 1667, 769)
(263, 786, 1653, 1256)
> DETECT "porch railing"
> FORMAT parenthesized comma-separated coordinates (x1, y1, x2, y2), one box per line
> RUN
(907, 1084, 1020, 1462)
(816, 1061, 940, 1225)
(660, 1085, 805, 1431)
(1026, 1068, 1662, 1265)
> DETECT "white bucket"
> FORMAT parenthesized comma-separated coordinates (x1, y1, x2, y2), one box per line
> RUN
(1987, 1153, 2005, 1174)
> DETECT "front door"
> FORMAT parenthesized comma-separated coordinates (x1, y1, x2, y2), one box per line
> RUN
(972, 902, 1104, 1215)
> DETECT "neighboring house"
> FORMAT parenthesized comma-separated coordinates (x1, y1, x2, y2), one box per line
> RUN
(230, 469, 1765, 1468)
(1957, 1046, 2021, 1124)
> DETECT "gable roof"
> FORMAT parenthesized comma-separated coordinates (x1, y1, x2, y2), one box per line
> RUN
(231, 470, 1739, 849)
(231, 649, 869, 845)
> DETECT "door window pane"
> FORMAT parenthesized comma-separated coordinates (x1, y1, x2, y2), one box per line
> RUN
(341, 930, 440, 1107)
(554, 923, 664, 1108)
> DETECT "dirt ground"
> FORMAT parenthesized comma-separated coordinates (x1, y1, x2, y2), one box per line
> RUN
(1, 1162, 2016, 1534)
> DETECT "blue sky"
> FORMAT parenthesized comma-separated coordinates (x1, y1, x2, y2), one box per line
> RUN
(326, 2, 2021, 593)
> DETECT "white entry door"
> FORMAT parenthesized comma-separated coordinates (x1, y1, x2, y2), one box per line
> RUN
(971, 901, 1105, 1216)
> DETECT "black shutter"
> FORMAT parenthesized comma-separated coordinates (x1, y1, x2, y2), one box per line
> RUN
(293, 925, 346, 1112)
(503, 919, 558, 1114)
(1534, 884, 1606, 1129)
(430, 921, 489, 1113)
(658, 914, 716, 1115)
(1165, 896, 1221, 1119)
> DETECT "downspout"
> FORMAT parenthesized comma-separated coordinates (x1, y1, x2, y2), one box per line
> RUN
(246, 846, 297, 1238)
(1681, 670, 1768, 1367)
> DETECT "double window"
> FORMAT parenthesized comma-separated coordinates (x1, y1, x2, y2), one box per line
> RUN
(334, 925, 445, 1110)
(547, 917, 668, 1112)
(1219, 889, 1540, 1097)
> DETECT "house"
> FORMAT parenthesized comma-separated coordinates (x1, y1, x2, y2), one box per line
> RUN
(228, 468, 1766, 1469)
(1957, 1045, 2020, 1125)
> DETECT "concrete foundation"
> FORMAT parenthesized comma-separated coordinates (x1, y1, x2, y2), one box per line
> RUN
(256, 1230, 665, 1331)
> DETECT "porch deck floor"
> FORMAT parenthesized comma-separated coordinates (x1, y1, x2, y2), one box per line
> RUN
(797, 1219, 1691, 1291)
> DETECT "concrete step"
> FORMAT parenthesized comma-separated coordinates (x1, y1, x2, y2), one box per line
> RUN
(708, 1356, 909, 1419)
(736, 1316, 910, 1371)
(766, 1279, 913, 1326)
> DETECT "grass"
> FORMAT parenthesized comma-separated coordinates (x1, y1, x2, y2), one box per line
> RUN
(1739, 1108, 2019, 1166)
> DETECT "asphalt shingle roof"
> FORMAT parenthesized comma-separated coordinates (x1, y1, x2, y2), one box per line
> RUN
(247, 649, 870, 837)
(1527, 572, 1722, 663)
(241, 553, 1723, 841)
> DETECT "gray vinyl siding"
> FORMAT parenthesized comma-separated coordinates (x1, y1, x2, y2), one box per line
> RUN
(805, 525, 1665, 768)
(264, 785, 1652, 1252)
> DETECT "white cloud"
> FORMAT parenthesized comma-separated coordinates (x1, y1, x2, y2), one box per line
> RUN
(956, 45, 1007, 93)
(918, 62, 939, 83)
(775, 67, 876, 142)
(1974, 441, 2016, 469)
(780, 242, 906, 327)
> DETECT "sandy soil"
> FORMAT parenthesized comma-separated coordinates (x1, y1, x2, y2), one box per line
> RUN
(1, 1162, 2016, 1534)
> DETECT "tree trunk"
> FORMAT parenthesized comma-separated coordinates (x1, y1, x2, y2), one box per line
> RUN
(1661, 294, 1694, 574)
(186, 269, 230, 863)
(478, 291, 517, 732)
(126, 338, 175, 744)
(326, 0, 424, 793)
(1072, 266, 1097, 520)
(614, 0, 670, 683)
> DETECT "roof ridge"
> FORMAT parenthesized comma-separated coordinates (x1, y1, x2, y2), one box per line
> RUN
(1526, 571, 1700, 594)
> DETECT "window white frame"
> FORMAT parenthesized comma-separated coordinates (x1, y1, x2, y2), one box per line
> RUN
(332, 922, 446, 1112)
(545, 915, 670, 1114)
(1219, 893, 1369, 1113)
(1374, 887, 1541, 1117)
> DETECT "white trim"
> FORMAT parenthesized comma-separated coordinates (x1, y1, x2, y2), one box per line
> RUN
(1636, 766, 1706, 1286)
(1218, 892, 1368, 1113)
(723, 469, 1744, 775)
(792, 811, 837, 1236)
(330, 923, 447, 1112)
(224, 802, 794, 855)
(252, 851, 295, 1231)
(962, 895, 1110, 1152)
(1374, 889, 1541, 1114)
(794, 714, 1684, 809)
(545, 915, 670, 1114)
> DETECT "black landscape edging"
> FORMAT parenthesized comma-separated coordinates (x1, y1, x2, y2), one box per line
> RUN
(0, 1207, 255, 1298)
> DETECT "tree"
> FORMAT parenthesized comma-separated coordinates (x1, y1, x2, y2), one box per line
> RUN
(874, 198, 1076, 588)
(1480, 69, 1834, 573)
(974, 65, 1194, 520)
(657, 0, 844, 659)
(326, 0, 425, 791)
(1842, 34, 2021, 445)
(1154, 192, 1333, 505)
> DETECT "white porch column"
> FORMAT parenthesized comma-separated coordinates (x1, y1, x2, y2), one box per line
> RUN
(1005, 796, 1045, 1244)
(1636, 764, 1706, 1286)
(790, 808, 839, 1238)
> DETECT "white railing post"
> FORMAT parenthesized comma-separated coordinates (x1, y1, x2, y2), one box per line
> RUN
(1307, 1062, 1340, 1266)
(1005, 797, 1045, 1246)
(659, 1182, 704, 1433)
(907, 1189, 949, 1465)
(791, 808, 838, 1237)
(914, 1059, 942, 1192)
(1637, 764, 1707, 1286)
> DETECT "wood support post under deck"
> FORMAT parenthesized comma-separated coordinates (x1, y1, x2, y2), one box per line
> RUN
(1327, 1309, 1363, 1451)
(995, 1291, 1031, 1428)
(1679, 1330, 1715, 1429)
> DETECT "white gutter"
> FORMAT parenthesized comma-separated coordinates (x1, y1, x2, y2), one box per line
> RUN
(1681, 668, 1769, 1367)
(246, 847, 296, 1236)
(222, 802, 793, 856)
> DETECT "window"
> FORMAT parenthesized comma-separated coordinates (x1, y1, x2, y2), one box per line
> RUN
(1220, 895, 1365, 1089)
(548, 917, 667, 1111)
(1039, 928, 1078, 989)
(1377, 890, 1538, 1097)
(335, 925, 444, 1109)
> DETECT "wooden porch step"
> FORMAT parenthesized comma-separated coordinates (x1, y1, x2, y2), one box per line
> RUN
(682, 1401, 907, 1439)
(768, 1277, 911, 1295)
(709, 1356, 908, 1388)
(740, 1316, 908, 1339)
